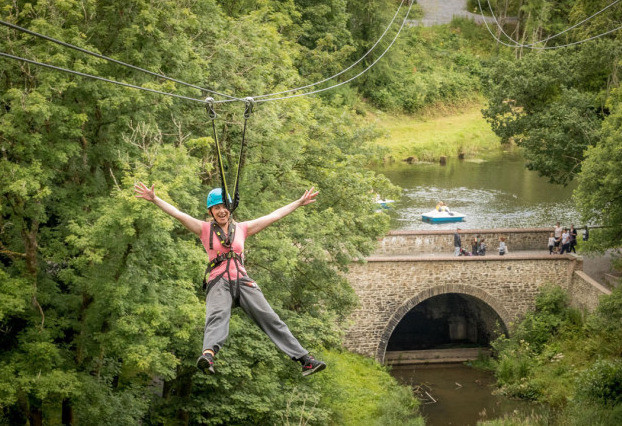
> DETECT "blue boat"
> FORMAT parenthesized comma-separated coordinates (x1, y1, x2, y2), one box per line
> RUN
(421, 210, 465, 224)
(376, 199, 394, 209)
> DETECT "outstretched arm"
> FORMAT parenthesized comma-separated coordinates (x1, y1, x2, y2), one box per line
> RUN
(245, 187, 318, 237)
(134, 182, 203, 236)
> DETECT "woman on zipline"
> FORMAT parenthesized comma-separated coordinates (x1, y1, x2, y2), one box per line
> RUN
(134, 182, 326, 377)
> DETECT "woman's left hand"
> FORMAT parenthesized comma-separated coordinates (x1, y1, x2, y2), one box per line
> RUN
(298, 187, 319, 206)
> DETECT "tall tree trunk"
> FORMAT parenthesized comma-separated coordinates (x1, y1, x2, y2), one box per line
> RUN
(23, 221, 44, 328)
(175, 368, 193, 425)
(62, 399, 74, 425)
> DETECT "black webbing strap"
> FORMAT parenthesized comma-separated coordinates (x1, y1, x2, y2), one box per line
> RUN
(205, 97, 254, 214)
(209, 221, 236, 250)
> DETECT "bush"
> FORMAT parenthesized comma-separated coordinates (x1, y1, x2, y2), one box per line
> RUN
(316, 350, 423, 425)
(576, 359, 622, 407)
(512, 284, 581, 352)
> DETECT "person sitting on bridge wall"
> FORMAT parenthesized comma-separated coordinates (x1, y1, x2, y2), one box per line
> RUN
(498, 236, 507, 256)
(478, 238, 487, 256)
(548, 232, 555, 254)
(471, 236, 480, 256)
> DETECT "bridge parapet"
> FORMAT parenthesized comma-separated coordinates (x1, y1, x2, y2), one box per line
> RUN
(377, 227, 552, 256)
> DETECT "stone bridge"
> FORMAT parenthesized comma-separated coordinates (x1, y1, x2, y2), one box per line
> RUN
(343, 228, 611, 364)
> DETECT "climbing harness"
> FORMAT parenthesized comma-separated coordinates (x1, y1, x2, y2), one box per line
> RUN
(205, 96, 255, 214)
(202, 220, 252, 306)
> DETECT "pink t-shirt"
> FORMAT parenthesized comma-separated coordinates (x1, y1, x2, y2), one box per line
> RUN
(200, 221, 249, 282)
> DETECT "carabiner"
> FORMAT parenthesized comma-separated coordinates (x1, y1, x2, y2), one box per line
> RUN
(205, 97, 217, 119)
(243, 97, 255, 119)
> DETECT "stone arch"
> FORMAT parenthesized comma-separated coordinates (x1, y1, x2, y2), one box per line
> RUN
(376, 284, 512, 363)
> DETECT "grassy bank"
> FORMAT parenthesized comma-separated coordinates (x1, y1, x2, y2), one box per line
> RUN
(317, 350, 424, 425)
(370, 101, 501, 162)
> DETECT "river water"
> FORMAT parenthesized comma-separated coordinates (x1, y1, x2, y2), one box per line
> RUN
(376, 149, 581, 231)
(391, 364, 542, 425)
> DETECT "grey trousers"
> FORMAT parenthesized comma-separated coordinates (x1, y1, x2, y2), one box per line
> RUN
(202, 277, 308, 359)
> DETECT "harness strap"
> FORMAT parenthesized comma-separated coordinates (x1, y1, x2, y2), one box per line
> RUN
(209, 221, 236, 250)
(205, 97, 254, 214)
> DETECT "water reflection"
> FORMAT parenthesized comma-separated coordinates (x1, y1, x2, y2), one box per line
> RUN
(376, 151, 581, 230)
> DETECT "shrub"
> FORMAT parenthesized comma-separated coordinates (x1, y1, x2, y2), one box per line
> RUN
(576, 359, 622, 407)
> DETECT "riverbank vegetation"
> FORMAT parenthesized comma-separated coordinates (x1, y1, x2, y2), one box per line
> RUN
(478, 284, 622, 425)
(371, 101, 501, 162)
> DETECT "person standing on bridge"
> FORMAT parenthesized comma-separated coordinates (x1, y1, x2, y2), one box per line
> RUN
(454, 228, 462, 256)
(560, 228, 571, 254)
(553, 222, 563, 254)
(134, 182, 326, 377)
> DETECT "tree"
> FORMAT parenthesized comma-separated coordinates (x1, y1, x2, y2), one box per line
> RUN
(575, 87, 622, 251)
(482, 39, 619, 185)
(0, 0, 401, 423)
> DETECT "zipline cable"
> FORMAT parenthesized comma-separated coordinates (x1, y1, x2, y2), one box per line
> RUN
(255, 0, 415, 103)
(1, 1, 414, 105)
(0, 19, 240, 101)
(483, 0, 621, 47)
(0, 51, 211, 104)
(477, 0, 622, 49)
(252, 0, 407, 100)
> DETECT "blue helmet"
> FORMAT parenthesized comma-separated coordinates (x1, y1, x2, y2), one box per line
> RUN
(206, 188, 231, 209)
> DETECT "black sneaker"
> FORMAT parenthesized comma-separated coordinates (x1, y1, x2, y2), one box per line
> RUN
(299, 354, 326, 377)
(197, 352, 215, 374)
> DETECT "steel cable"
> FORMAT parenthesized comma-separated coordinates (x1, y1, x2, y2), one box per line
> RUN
(255, 0, 415, 103)
(477, 0, 622, 49)
(0, 51, 210, 104)
(0, 19, 240, 100)
(252, 0, 407, 100)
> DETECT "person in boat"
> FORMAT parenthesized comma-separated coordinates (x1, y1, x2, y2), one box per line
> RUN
(436, 201, 453, 215)
(134, 182, 326, 377)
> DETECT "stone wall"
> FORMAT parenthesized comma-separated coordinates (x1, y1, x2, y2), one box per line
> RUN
(344, 254, 579, 362)
(569, 270, 612, 312)
(376, 228, 553, 255)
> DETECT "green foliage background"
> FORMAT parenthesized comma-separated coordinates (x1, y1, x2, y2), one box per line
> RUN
(0, 0, 411, 424)
(480, 0, 622, 250)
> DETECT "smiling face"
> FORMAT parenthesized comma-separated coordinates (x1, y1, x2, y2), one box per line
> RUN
(209, 204, 230, 227)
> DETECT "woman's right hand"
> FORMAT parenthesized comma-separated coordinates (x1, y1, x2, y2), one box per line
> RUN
(134, 182, 156, 202)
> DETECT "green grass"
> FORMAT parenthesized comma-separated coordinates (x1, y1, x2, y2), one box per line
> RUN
(316, 350, 424, 426)
(370, 101, 501, 162)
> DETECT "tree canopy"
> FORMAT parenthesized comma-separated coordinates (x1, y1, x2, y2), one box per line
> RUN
(480, 0, 621, 249)
(0, 0, 409, 424)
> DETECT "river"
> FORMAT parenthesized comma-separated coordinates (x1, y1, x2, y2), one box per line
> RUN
(391, 364, 543, 425)
(376, 149, 564, 424)
(376, 149, 581, 231)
